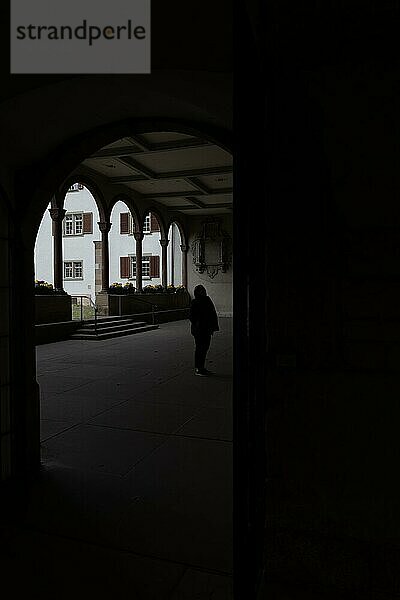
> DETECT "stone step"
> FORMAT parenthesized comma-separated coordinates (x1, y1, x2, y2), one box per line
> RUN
(82, 315, 136, 325)
(80, 320, 146, 332)
(70, 324, 159, 340)
(73, 321, 148, 336)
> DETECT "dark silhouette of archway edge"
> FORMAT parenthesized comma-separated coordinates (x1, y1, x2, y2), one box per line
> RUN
(19, 118, 232, 249)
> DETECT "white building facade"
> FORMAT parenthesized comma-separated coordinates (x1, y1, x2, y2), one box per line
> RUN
(34, 185, 182, 300)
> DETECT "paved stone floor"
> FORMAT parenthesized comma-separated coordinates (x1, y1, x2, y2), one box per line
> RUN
(2, 319, 233, 599)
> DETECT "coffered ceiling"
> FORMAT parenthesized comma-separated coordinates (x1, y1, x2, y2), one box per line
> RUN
(83, 132, 233, 216)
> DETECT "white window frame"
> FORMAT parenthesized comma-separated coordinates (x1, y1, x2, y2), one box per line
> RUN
(143, 214, 151, 234)
(64, 260, 84, 280)
(64, 212, 84, 236)
(128, 213, 135, 235)
(130, 255, 151, 279)
(68, 183, 84, 193)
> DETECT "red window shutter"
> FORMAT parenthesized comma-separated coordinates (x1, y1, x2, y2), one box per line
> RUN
(120, 212, 129, 234)
(150, 255, 160, 277)
(83, 213, 93, 234)
(150, 213, 160, 232)
(120, 256, 130, 278)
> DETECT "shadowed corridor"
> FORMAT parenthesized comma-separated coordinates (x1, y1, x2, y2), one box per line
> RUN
(2, 319, 233, 599)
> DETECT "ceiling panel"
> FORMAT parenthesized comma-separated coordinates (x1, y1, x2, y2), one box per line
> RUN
(199, 193, 233, 205)
(128, 179, 197, 195)
(101, 137, 136, 149)
(83, 158, 140, 177)
(140, 132, 195, 144)
(136, 146, 232, 173)
(196, 173, 233, 190)
(81, 131, 233, 219)
(150, 197, 194, 207)
(178, 208, 232, 215)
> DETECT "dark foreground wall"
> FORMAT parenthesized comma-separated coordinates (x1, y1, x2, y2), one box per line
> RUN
(260, 51, 400, 599)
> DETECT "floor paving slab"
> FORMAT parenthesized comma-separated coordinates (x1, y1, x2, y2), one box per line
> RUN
(88, 398, 202, 434)
(41, 424, 168, 475)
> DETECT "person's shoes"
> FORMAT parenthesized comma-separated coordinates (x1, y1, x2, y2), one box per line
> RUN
(195, 368, 208, 376)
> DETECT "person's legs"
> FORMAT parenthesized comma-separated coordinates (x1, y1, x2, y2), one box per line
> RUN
(194, 334, 211, 372)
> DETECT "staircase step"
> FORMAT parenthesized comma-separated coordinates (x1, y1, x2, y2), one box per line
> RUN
(70, 324, 159, 340)
(78, 320, 148, 333)
(82, 317, 134, 326)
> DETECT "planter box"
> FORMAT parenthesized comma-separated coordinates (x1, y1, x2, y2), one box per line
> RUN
(102, 291, 191, 317)
(35, 294, 72, 324)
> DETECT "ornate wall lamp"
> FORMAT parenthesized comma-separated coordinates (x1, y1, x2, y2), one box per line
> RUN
(191, 219, 232, 278)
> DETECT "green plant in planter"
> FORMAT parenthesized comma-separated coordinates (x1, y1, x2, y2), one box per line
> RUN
(123, 282, 136, 294)
(154, 284, 163, 293)
(143, 284, 156, 293)
(34, 280, 55, 294)
(167, 284, 176, 293)
(175, 285, 186, 294)
(109, 282, 124, 294)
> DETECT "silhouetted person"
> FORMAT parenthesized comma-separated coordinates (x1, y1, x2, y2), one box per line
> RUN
(189, 284, 219, 376)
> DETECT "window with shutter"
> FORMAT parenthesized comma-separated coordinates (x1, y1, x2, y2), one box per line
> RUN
(120, 256, 130, 278)
(63, 213, 83, 235)
(120, 212, 129, 234)
(150, 255, 160, 277)
(150, 213, 160, 232)
(83, 213, 93, 234)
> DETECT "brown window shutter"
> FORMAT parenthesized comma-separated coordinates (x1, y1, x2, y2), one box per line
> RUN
(150, 213, 160, 232)
(120, 256, 130, 278)
(150, 255, 160, 277)
(120, 212, 129, 234)
(83, 212, 93, 234)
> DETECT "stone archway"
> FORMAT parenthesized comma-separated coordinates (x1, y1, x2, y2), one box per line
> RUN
(5, 121, 234, 519)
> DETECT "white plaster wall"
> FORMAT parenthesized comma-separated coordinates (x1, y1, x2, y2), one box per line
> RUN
(62, 187, 100, 300)
(34, 203, 53, 284)
(186, 215, 233, 317)
(167, 223, 183, 286)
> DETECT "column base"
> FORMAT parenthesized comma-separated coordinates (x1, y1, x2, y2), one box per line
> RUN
(95, 291, 110, 316)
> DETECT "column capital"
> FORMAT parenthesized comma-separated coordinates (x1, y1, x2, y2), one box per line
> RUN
(134, 231, 144, 242)
(160, 238, 169, 247)
(98, 221, 111, 234)
(180, 244, 188, 253)
(49, 208, 66, 222)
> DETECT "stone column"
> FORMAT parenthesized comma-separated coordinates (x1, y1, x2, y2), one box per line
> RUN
(49, 207, 66, 292)
(134, 232, 144, 292)
(180, 244, 188, 288)
(160, 238, 169, 290)
(98, 221, 111, 293)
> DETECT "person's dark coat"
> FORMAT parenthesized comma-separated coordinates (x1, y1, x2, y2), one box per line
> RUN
(189, 294, 219, 337)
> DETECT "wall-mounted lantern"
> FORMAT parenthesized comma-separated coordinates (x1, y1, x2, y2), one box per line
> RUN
(191, 219, 232, 278)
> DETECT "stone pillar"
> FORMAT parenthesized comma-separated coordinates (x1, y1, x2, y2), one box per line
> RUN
(98, 221, 111, 293)
(160, 238, 169, 290)
(134, 232, 144, 292)
(49, 207, 66, 292)
(180, 244, 188, 288)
